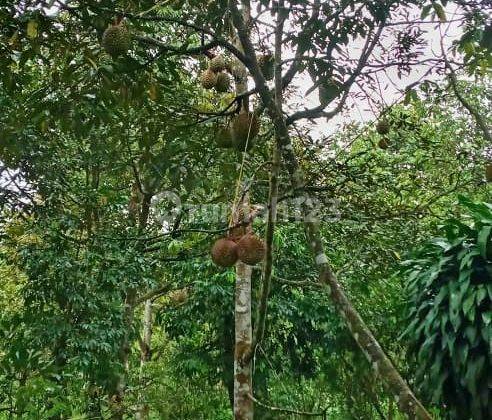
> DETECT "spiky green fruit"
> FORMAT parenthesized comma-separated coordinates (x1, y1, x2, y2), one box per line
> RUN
(258, 53, 274, 81)
(318, 80, 340, 106)
(216, 127, 233, 148)
(200, 69, 217, 89)
(215, 72, 231, 93)
(376, 119, 390, 135)
(102, 24, 131, 58)
(378, 138, 390, 149)
(231, 62, 247, 79)
(231, 112, 260, 152)
(209, 55, 227, 72)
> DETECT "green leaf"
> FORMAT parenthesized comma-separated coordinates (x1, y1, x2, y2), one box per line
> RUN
(477, 225, 491, 259)
(464, 325, 477, 345)
(432, 3, 447, 22)
(463, 291, 475, 319)
(434, 284, 449, 305)
(476, 286, 487, 305)
(420, 4, 432, 19)
(27, 20, 38, 39)
(482, 311, 491, 326)
(404, 88, 419, 104)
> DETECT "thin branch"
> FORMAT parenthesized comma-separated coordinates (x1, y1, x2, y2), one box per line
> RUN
(248, 3, 286, 362)
(135, 35, 220, 56)
(135, 283, 172, 305)
(274, 275, 321, 288)
(281, 0, 321, 89)
(446, 67, 492, 144)
(286, 21, 385, 125)
(248, 394, 327, 417)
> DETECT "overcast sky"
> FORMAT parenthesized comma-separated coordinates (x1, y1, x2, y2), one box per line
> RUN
(268, 3, 467, 138)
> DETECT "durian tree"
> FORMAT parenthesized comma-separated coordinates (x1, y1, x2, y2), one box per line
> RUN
(0, 1, 251, 417)
(1, 0, 491, 419)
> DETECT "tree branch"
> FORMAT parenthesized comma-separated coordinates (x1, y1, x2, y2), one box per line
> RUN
(135, 283, 173, 306)
(248, 394, 327, 417)
(227, 2, 431, 417)
(447, 67, 492, 143)
(286, 22, 385, 125)
(134, 35, 220, 56)
(248, 2, 286, 362)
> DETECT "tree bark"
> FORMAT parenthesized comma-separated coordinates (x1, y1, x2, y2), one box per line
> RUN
(249, 0, 285, 361)
(234, 257, 254, 420)
(111, 192, 153, 419)
(136, 299, 152, 419)
(227, 2, 432, 418)
(231, 3, 254, 418)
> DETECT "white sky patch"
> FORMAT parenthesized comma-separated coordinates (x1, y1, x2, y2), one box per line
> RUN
(248, 3, 467, 139)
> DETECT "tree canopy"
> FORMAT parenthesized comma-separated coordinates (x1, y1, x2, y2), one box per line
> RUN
(0, 0, 491, 419)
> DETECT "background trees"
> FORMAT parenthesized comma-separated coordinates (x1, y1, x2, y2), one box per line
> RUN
(0, 0, 490, 418)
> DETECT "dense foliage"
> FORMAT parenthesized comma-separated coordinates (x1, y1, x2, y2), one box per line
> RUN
(403, 198, 492, 420)
(0, 0, 491, 418)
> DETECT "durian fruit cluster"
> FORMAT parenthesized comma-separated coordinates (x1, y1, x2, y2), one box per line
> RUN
(201, 55, 232, 93)
(211, 231, 266, 267)
(215, 112, 260, 152)
(102, 23, 131, 58)
(376, 118, 391, 149)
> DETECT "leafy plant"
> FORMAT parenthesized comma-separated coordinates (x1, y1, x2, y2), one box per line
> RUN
(403, 197, 492, 419)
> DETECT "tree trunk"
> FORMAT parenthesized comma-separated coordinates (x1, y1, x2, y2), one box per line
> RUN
(111, 192, 153, 419)
(227, 2, 432, 418)
(234, 258, 254, 420)
(141, 299, 153, 364)
(136, 299, 152, 420)
(231, 3, 254, 418)
(221, 311, 235, 409)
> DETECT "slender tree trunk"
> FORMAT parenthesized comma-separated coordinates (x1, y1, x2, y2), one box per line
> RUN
(231, 3, 254, 418)
(136, 299, 152, 419)
(227, 2, 431, 418)
(111, 192, 153, 419)
(251, 0, 285, 357)
(141, 299, 153, 364)
(234, 256, 254, 420)
(221, 312, 235, 409)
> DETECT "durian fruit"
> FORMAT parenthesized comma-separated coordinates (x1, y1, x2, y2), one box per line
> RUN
(209, 55, 227, 73)
(211, 238, 238, 267)
(216, 126, 233, 148)
(258, 53, 274, 81)
(229, 225, 247, 241)
(486, 164, 492, 182)
(319, 80, 340, 107)
(378, 138, 390, 149)
(236, 234, 265, 265)
(231, 112, 260, 151)
(201, 69, 217, 89)
(102, 24, 131, 58)
(169, 288, 189, 305)
(215, 72, 231, 93)
(376, 119, 390, 135)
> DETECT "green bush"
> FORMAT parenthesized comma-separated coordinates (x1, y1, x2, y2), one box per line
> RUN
(403, 197, 492, 419)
